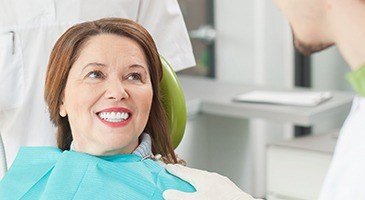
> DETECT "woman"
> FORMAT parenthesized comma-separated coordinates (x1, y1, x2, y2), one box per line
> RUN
(0, 18, 194, 199)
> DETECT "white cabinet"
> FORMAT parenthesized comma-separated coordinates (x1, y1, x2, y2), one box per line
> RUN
(266, 131, 338, 200)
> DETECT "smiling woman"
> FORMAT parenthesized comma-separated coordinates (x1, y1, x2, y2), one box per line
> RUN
(45, 18, 177, 162)
(0, 18, 195, 199)
(51, 33, 154, 157)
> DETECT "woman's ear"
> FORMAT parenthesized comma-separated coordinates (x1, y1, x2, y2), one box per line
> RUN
(59, 101, 67, 117)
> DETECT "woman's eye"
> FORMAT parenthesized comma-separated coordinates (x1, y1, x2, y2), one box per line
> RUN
(86, 70, 104, 79)
(127, 72, 142, 81)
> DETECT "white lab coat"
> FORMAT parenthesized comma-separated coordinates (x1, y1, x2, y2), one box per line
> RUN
(319, 96, 365, 199)
(0, 0, 195, 166)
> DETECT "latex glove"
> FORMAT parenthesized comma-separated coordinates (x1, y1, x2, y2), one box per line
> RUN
(163, 164, 257, 200)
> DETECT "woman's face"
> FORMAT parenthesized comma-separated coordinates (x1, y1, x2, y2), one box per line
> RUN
(60, 34, 153, 155)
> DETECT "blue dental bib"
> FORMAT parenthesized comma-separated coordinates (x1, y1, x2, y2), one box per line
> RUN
(0, 147, 195, 200)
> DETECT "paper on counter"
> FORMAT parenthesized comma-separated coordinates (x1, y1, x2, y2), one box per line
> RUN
(233, 90, 333, 107)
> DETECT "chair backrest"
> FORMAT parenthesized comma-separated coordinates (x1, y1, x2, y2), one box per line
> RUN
(160, 57, 187, 148)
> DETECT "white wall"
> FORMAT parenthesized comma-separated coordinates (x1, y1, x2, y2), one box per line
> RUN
(215, 0, 256, 84)
(312, 47, 351, 91)
(215, 0, 295, 197)
(311, 47, 353, 133)
(177, 0, 294, 198)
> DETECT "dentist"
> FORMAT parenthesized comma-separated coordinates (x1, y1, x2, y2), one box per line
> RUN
(163, 0, 365, 199)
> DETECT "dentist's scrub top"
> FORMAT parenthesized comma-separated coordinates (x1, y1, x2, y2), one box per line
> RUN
(0, 0, 195, 166)
(0, 147, 195, 200)
(319, 65, 365, 200)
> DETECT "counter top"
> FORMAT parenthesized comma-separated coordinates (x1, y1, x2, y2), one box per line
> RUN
(179, 75, 354, 126)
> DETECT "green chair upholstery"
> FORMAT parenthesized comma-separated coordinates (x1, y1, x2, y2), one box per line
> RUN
(160, 57, 187, 148)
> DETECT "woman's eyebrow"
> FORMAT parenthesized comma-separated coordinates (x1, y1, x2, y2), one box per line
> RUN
(129, 64, 148, 72)
(82, 62, 107, 71)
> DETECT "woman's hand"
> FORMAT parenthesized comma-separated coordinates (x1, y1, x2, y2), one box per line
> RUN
(163, 164, 257, 200)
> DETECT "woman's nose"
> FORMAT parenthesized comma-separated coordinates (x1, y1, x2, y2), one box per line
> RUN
(104, 81, 129, 101)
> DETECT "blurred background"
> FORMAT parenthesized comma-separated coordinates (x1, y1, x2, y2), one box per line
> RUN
(174, 0, 352, 199)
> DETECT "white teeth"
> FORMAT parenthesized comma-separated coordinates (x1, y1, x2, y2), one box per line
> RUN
(98, 111, 130, 123)
(111, 112, 116, 118)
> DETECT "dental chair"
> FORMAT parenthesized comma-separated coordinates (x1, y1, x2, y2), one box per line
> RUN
(160, 56, 187, 148)
(0, 57, 187, 179)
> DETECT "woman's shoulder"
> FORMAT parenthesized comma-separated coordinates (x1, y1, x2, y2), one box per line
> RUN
(142, 160, 196, 197)
(5, 146, 63, 179)
(14, 146, 63, 165)
(17, 146, 62, 155)
(0, 146, 63, 199)
(4, 146, 62, 178)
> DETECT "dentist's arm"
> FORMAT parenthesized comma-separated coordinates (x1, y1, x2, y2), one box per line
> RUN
(163, 164, 257, 200)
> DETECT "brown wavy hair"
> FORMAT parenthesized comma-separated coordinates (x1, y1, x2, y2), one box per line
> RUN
(44, 18, 178, 163)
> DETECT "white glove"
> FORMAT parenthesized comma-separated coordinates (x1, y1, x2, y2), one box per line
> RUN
(163, 164, 257, 200)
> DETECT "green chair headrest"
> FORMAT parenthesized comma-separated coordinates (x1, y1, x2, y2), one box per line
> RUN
(160, 57, 187, 148)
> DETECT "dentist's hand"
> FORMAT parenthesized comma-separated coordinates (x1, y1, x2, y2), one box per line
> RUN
(163, 164, 257, 200)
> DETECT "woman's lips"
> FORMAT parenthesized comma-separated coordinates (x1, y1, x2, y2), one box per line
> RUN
(97, 116, 132, 128)
(96, 107, 133, 128)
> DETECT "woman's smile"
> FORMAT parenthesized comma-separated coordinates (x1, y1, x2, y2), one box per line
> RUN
(96, 107, 133, 128)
